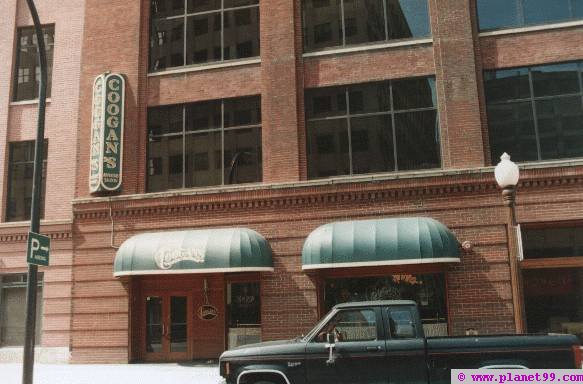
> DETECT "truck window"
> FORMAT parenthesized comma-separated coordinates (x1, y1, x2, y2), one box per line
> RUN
(388, 308, 417, 339)
(315, 309, 378, 343)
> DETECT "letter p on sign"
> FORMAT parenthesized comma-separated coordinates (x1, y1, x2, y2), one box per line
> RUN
(27, 232, 50, 266)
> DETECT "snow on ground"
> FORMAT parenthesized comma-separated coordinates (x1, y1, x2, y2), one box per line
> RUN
(2, 363, 225, 384)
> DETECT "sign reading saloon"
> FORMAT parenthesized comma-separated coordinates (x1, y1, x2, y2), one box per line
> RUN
(90, 72, 125, 193)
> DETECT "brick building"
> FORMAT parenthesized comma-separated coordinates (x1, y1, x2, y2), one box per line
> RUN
(1, 0, 583, 364)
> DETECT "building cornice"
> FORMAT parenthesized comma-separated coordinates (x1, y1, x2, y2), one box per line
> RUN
(72, 162, 583, 221)
(0, 220, 73, 243)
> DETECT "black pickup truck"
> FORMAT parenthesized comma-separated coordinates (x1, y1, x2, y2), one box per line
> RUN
(220, 300, 582, 384)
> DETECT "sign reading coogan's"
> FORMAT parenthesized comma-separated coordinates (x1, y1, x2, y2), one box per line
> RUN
(90, 72, 125, 193)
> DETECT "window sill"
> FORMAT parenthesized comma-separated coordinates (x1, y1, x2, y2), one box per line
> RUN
(9, 98, 52, 106)
(302, 38, 433, 59)
(0, 219, 71, 229)
(479, 19, 583, 38)
(147, 58, 261, 78)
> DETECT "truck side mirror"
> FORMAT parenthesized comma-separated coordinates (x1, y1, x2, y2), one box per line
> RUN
(325, 332, 336, 365)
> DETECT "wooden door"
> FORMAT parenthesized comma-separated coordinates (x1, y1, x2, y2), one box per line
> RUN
(143, 291, 191, 362)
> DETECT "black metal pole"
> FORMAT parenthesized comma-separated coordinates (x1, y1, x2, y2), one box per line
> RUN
(22, 0, 48, 383)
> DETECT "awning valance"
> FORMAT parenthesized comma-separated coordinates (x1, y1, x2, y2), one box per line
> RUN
(114, 228, 273, 277)
(302, 217, 460, 270)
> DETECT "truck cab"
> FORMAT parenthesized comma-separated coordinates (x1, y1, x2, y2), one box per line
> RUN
(220, 300, 582, 384)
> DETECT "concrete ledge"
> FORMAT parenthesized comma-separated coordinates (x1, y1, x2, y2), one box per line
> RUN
(0, 347, 70, 364)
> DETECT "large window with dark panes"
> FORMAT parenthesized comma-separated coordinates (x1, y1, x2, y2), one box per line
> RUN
(485, 62, 583, 164)
(149, 0, 260, 72)
(6, 141, 48, 222)
(13, 25, 55, 101)
(521, 225, 583, 342)
(302, 0, 430, 52)
(227, 281, 261, 348)
(477, 0, 583, 32)
(305, 77, 440, 179)
(147, 96, 262, 191)
(0, 274, 43, 346)
(324, 274, 448, 336)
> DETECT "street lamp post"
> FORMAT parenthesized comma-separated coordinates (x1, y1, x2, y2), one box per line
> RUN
(22, 1, 48, 384)
(494, 153, 525, 333)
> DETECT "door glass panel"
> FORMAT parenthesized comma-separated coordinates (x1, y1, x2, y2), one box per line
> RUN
(146, 296, 163, 353)
(170, 296, 187, 352)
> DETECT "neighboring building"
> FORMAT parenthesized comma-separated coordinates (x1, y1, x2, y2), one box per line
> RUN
(0, 0, 84, 362)
(1, 0, 582, 364)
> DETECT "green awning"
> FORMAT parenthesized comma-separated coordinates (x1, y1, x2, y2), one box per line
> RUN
(114, 228, 273, 277)
(302, 217, 460, 270)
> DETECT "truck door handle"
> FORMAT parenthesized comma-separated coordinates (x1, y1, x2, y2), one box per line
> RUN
(366, 346, 382, 351)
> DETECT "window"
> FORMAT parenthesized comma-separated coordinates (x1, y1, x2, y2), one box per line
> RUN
(314, 309, 378, 342)
(149, 0, 260, 72)
(324, 274, 448, 336)
(13, 25, 55, 101)
(147, 96, 262, 191)
(305, 77, 440, 179)
(477, 0, 583, 32)
(485, 62, 583, 163)
(523, 268, 583, 342)
(302, 0, 430, 52)
(227, 282, 261, 348)
(6, 141, 48, 222)
(522, 226, 583, 259)
(387, 307, 417, 338)
(0, 274, 43, 346)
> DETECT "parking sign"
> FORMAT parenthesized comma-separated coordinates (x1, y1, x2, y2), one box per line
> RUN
(27, 232, 50, 266)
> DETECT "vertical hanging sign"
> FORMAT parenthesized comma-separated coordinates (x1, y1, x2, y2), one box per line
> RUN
(89, 72, 125, 193)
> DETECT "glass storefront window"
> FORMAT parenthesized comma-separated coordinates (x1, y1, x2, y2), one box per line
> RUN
(324, 274, 447, 336)
(523, 268, 583, 342)
(227, 282, 261, 348)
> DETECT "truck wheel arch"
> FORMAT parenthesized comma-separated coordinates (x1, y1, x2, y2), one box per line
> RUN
(237, 369, 291, 384)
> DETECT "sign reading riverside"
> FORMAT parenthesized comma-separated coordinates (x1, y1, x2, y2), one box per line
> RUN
(90, 73, 125, 193)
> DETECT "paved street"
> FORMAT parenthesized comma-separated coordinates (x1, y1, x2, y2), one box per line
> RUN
(2, 363, 224, 384)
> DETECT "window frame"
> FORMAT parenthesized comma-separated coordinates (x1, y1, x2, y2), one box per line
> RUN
(12, 24, 55, 102)
(149, 0, 260, 72)
(302, 0, 431, 53)
(305, 77, 440, 179)
(520, 221, 583, 270)
(0, 273, 44, 347)
(477, 0, 583, 32)
(146, 96, 262, 192)
(485, 61, 583, 164)
(5, 140, 48, 222)
(309, 307, 383, 343)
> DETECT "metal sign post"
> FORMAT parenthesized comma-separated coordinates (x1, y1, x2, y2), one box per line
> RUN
(22, 0, 48, 383)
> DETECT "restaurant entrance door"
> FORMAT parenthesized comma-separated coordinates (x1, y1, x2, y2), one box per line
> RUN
(143, 291, 191, 362)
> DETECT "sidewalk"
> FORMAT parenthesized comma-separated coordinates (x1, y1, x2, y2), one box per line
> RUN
(2, 362, 224, 384)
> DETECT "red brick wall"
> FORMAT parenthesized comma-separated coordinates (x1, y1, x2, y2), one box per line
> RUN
(0, 0, 84, 221)
(0, 222, 74, 350)
(65, 0, 583, 364)
(0, 0, 82, 359)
